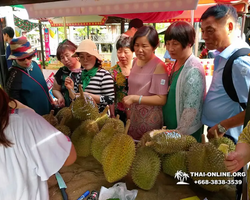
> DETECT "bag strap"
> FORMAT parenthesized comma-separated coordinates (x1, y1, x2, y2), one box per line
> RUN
(222, 48, 250, 110)
(13, 67, 53, 105)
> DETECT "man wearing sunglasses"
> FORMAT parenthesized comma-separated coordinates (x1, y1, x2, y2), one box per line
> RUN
(5, 37, 51, 115)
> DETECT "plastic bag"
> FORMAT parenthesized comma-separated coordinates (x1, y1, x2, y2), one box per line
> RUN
(99, 182, 138, 200)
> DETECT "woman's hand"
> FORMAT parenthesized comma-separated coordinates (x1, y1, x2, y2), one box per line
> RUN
(122, 95, 138, 108)
(224, 151, 245, 173)
(65, 77, 74, 90)
(57, 97, 65, 107)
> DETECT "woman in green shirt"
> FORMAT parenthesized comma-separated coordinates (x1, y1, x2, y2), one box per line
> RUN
(163, 21, 206, 142)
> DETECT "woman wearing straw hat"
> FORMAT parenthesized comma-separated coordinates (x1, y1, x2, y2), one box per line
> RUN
(5, 37, 52, 115)
(65, 39, 115, 112)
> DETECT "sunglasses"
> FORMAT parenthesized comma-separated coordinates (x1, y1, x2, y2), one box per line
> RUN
(18, 55, 33, 62)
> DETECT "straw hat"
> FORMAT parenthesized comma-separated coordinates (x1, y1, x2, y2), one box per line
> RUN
(72, 39, 102, 61)
(8, 37, 36, 60)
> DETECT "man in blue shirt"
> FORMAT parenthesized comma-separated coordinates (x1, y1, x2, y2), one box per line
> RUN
(201, 4, 250, 143)
(3, 27, 14, 68)
(163, 49, 175, 62)
(201, 5, 250, 199)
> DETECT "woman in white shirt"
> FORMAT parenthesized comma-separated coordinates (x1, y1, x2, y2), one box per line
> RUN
(0, 88, 76, 200)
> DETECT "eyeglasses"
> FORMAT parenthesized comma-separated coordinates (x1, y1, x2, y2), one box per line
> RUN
(18, 55, 33, 62)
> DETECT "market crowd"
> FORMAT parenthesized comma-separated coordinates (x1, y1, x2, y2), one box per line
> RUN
(1, 4, 250, 200)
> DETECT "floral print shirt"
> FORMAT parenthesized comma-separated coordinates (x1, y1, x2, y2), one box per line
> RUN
(109, 64, 128, 112)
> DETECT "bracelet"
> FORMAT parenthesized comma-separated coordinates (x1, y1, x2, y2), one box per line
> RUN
(138, 95, 143, 104)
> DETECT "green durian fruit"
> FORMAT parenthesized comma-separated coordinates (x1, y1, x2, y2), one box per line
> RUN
(72, 85, 99, 121)
(43, 110, 58, 126)
(102, 120, 135, 182)
(187, 134, 231, 192)
(105, 115, 125, 134)
(209, 130, 235, 153)
(55, 116, 71, 137)
(131, 146, 161, 190)
(55, 106, 72, 124)
(78, 120, 99, 137)
(162, 151, 188, 177)
(71, 120, 98, 157)
(91, 122, 116, 163)
(146, 129, 197, 154)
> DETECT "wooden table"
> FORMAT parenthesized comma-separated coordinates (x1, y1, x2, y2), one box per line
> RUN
(48, 156, 235, 200)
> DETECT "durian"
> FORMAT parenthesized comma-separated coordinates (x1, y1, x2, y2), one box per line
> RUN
(146, 129, 197, 154)
(77, 120, 99, 137)
(55, 116, 71, 137)
(55, 106, 72, 124)
(72, 85, 99, 121)
(187, 134, 231, 191)
(217, 144, 229, 156)
(105, 115, 125, 134)
(209, 130, 235, 153)
(91, 122, 116, 163)
(131, 146, 161, 190)
(43, 110, 58, 126)
(71, 120, 98, 157)
(102, 120, 135, 182)
(162, 151, 188, 177)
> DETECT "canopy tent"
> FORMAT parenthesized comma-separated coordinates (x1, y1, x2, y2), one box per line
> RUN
(24, 0, 200, 19)
(44, 15, 108, 27)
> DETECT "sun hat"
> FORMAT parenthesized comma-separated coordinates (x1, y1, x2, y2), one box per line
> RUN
(8, 37, 37, 60)
(72, 39, 102, 61)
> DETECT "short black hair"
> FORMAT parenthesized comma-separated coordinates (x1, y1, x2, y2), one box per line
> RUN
(116, 36, 132, 50)
(200, 4, 237, 23)
(164, 21, 195, 48)
(3, 27, 14, 38)
(131, 25, 159, 52)
(129, 18, 143, 29)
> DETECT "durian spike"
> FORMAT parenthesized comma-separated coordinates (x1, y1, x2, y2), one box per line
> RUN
(214, 130, 219, 139)
(202, 134, 206, 144)
(100, 105, 109, 116)
(218, 144, 229, 157)
(116, 114, 120, 120)
(124, 119, 131, 135)
(78, 84, 85, 98)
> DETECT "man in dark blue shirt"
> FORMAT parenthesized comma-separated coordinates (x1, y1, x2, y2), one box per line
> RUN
(3, 27, 14, 68)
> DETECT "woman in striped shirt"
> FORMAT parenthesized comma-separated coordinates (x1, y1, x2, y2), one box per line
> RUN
(65, 39, 114, 112)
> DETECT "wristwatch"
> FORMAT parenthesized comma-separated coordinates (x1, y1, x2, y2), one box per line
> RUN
(218, 123, 227, 133)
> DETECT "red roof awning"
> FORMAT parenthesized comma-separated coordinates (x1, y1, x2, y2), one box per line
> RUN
(106, 11, 184, 23)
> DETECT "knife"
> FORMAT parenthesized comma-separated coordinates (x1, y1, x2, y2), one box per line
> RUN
(55, 172, 68, 200)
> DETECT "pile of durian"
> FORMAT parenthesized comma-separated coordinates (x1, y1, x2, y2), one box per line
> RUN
(43, 86, 236, 192)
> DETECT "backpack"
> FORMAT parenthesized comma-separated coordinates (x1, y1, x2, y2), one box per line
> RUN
(222, 48, 250, 110)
